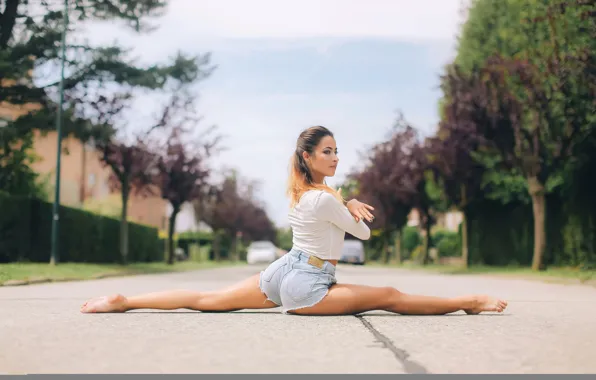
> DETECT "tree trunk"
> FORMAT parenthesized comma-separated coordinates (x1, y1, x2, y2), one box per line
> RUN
(528, 177, 547, 271)
(79, 143, 87, 206)
(461, 211, 469, 268)
(231, 230, 238, 262)
(213, 231, 221, 261)
(0, 0, 19, 48)
(167, 205, 180, 265)
(460, 185, 469, 268)
(394, 229, 402, 264)
(422, 218, 431, 265)
(383, 234, 390, 264)
(119, 179, 129, 265)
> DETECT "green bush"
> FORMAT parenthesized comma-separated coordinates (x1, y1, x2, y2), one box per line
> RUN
(402, 226, 421, 258)
(431, 229, 448, 247)
(0, 195, 32, 262)
(432, 229, 461, 258)
(0, 194, 162, 263)
(436, 234, 461, 257)
(410, 245, 424, 262)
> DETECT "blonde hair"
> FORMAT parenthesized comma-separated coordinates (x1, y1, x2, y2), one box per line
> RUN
(286, 126, 344, 207)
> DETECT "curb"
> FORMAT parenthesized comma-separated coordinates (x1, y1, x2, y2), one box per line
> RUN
(1, 279, 30, 286)
(0, 277, 83, 287)
(0, 273, 130, 287)
(0, 263, 243, 287)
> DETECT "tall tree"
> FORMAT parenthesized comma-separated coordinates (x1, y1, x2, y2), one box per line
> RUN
(441, 53, 596, 270)
(427, 64, 490, 267)
(79, 51, 212, 264)
(100, 137, 158, 264)
(204, 174, 246, 262)
(193, 172, 276, 261)
(441, 0, 596, 270)
(156, 123, 220, 265)
(351, 122, 419, 264)
(0, 0, 171, 110)
(240, 195, 276, 244)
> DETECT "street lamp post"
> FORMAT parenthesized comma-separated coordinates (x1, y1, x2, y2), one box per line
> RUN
(50, 0, 69, 266)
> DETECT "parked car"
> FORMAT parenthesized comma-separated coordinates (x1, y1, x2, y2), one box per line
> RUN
(246, 241, 278, 264)
(338, 239, 366, 265)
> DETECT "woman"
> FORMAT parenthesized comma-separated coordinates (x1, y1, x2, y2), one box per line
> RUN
(81, 126, 507, 315)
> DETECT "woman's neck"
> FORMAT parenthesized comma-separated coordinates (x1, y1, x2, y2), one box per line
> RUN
(311, 172, 325, 185)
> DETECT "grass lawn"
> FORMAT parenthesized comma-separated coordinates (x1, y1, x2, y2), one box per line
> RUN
(0, 260, 245, 285)
(368, 261, 596, 285)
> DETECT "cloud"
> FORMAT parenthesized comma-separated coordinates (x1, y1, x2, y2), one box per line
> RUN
(167, 0, 463, 41)
(82, 0, 464, 56)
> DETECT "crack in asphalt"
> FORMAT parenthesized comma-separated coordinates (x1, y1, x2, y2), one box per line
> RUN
(356, 315, 429, 374)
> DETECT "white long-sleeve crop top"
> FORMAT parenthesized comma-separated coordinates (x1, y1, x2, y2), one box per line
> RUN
(288, 189, 371, 260)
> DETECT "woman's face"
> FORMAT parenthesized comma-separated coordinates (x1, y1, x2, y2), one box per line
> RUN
(303, 135, 339, 179)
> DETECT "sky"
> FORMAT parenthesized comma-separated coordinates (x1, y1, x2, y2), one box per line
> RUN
(82, 0, 468, 227)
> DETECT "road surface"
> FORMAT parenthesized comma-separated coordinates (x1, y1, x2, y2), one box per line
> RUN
(1, 264, 595, 374)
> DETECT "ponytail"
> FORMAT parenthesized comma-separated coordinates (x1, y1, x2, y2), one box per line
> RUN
(286, 150, 344, 208)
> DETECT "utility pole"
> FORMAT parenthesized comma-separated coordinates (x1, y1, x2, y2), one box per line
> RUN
(50, 0, 69, 266)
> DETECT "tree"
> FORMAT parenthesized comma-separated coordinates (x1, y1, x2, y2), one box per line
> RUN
(1, 0, 172, 111)
(0, 121, 48, 198)
(194, 171, 276, 261)
(100, 136, 158, 264)
(351, 122, 419, 264)
(276, 227, 293, 251)
(441, 48, 596, 270)
(349, 114, 445, 265)
(0, 0, 211, 197)
(241, 201, 276, 244)
(68, 49, 212, 264)
(193, 183, 224, 261)
(409, 141, 443, 266)
(427, 64, 492, 267)
(447, 0, 596, 270)
(156, 124, 220, 265)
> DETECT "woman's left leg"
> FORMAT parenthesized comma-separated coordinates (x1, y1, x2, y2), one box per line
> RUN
(288, 283, 507, 316)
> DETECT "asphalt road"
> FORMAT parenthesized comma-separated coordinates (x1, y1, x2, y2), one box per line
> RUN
(1, 264, 595, 374)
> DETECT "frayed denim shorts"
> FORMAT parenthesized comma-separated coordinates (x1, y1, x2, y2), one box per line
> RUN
(259, 248, 337, 314)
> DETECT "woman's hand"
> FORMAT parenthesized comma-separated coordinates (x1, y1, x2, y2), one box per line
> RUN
(346, 198, 375, 223)
(336, 188, 375, 223)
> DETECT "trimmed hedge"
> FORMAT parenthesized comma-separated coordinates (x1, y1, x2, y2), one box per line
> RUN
(0, 194, 163, 263)
(466, 195, 596, 268)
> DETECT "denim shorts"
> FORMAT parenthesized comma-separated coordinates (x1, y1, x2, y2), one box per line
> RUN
(259, 248, 337, 314)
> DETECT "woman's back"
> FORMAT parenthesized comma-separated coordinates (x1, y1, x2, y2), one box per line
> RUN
(288, 189, 370, 260)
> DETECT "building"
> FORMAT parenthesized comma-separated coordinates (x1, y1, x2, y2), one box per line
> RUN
(407, 208, 463, 232)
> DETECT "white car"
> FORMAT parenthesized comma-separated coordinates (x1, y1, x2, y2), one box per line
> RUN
(338, 239, 366, 265)
(246, 241, 278, 264)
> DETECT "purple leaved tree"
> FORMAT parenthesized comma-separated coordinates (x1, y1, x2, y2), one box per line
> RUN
(156, 125, 220, 264)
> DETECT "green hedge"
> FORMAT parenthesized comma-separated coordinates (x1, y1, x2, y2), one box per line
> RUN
(402, 226, 421, 258)
(0, 194, 163, 263)
(465, 195, 596, 268)
(428, 229, 462, 258)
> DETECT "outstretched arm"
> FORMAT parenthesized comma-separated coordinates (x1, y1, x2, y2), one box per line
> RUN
(315, 192, 371, 240)
(336, 188, 375, 223)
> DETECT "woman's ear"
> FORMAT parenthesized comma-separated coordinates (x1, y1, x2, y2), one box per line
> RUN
(302, 151, 310, 162)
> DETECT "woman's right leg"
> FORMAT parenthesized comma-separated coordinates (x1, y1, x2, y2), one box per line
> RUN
(80, 273, 279, 313)
(289, 283, 507, 316)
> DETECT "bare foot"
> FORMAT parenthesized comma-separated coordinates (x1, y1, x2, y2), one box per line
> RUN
(80, 294, 128, 313)
(464, 295, 508, 315)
